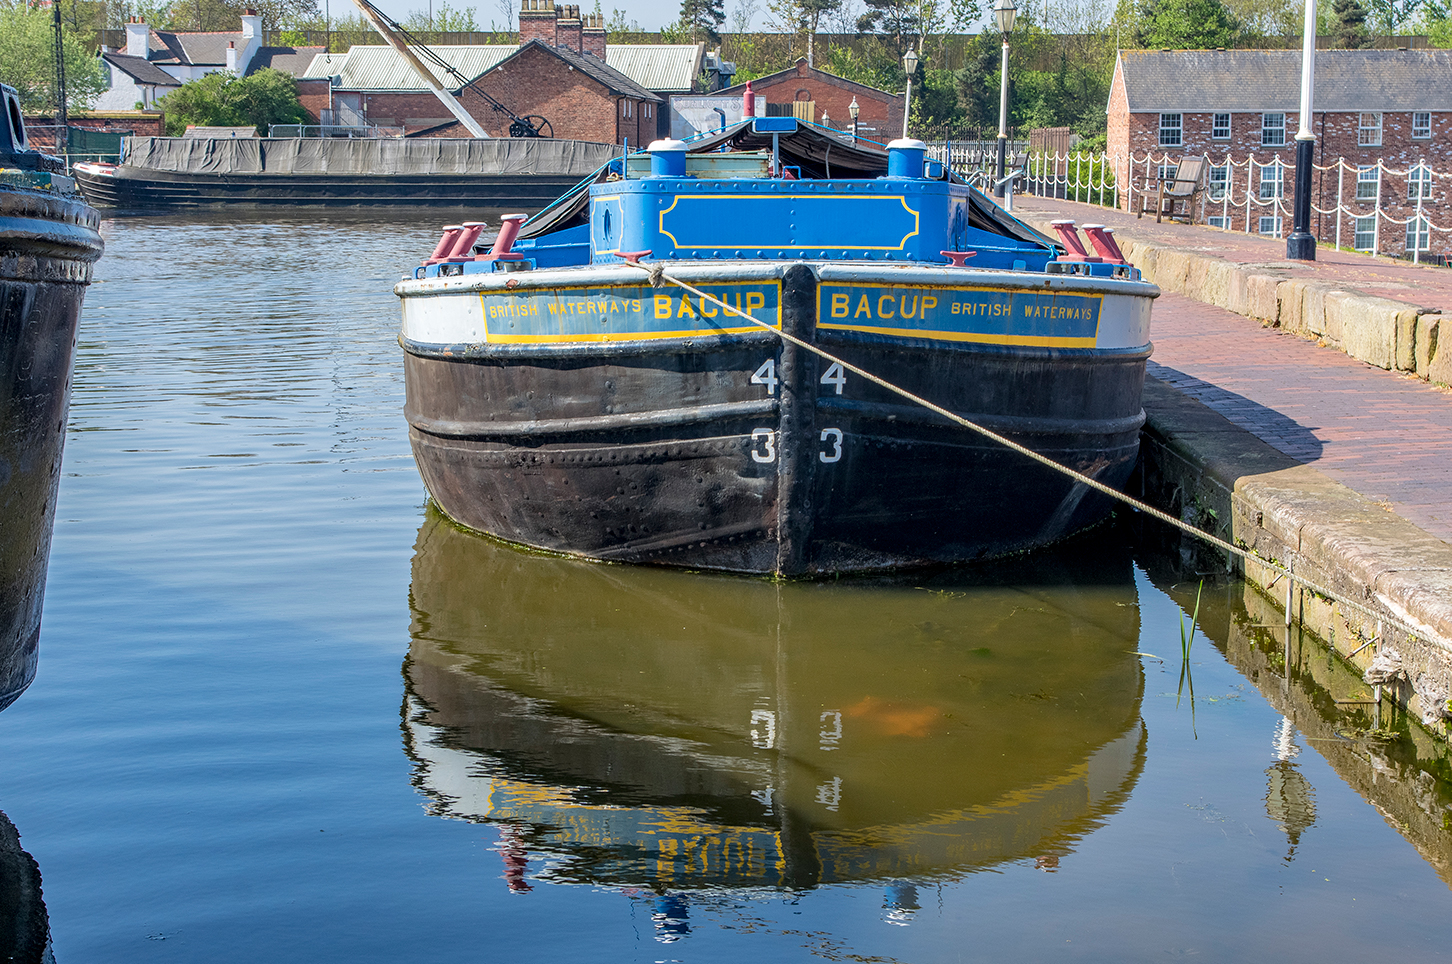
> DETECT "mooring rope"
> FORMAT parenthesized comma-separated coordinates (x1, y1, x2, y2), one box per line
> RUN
(626, 261, 1445, 654)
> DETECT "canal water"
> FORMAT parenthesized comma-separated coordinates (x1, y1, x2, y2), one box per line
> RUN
(3, 212, 1452, 962)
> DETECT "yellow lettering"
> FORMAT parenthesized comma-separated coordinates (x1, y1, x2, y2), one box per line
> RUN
(609, 300, 621, 312)
(922, 296, 937, 314)
(854, 295, 871, 318)
(655, 295, 672, 319)
(701, 296, 717, 318)
(632, 299, 642, 312)
(878, 294, 895, 319)
(746, 292, 765, 313)
(831, 293, 849, 317)
(596, 300, 607, 313)
(585, 301, 597, 315)
(678, 297, 696, 318)
(901, 295, 919, 319)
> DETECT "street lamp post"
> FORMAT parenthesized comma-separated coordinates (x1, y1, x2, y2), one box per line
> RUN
(902, 47, 919, 139)
(994, 0, 1017, 192)
(1287, 0, 1317, 260)
(849, 96, 860, 144)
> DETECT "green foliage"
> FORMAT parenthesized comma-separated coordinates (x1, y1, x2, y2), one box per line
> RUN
(820, 37, 900, 90)
(951, 24, 1114, 138)
(1330, 0, 1372, 45)
(158, 67, 308, 135)
(679, 0, 726, 43)
(403, 3, 480, 30)
(157, 0, 319, 31)
(1431, 14, 1452, 44)
(0, 2, 107, 113)
(1133, 0, 1241, 47)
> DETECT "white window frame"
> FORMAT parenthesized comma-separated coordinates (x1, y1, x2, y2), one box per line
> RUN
(1259, 162, 1284, 200)
(1413, 112, 1432, 139)
(1258, 215, 1283, 236)
(1208, 164, 1229, 200)
(1208, 216, 1231, 229)
(1358, 112, 1382, 147)
(1356, 165, 1379, 201)
(1406, 216, 1432, 252)
(1159, 113, 1182, 147)
(644, 101, 652, 119)
(1211, 113, 1231, 140)
(1409, 164, 1433, 200)
(621, 99, 633, 118)
(1261, 112, 1286, 147)
(1353, 215, 1377, 251)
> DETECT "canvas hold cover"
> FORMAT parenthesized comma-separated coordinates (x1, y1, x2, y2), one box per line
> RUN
(119, 137, 618, 177)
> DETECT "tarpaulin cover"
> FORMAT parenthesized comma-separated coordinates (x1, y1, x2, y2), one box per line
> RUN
(119, 137, 619, 177)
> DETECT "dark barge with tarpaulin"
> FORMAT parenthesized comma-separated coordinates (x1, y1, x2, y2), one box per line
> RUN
(0, 84, 103, 710)
(397, 118, 1159, 576)
(71, 136, 618, 209)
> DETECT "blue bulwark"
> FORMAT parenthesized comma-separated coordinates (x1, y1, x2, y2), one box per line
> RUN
(589, 178, 1053, 270)
(479, 282, 781, 344)
(818, 283, 1102, 347)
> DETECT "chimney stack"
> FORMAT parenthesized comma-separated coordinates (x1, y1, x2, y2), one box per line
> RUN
(518, 0, 557, 46)
(555, 3, 582, 51)
(125, 18, 150, 58)
(581, 11, 606, 57)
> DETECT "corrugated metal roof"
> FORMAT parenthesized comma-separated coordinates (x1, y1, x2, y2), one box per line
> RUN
(606, 44, 703, 92)
(1119, 49, 1452, 113)
(301, 43, 702, 92)
(302, 45, 514, 91)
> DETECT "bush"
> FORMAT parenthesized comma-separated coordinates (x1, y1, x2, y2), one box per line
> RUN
(159, 68, 310, 135)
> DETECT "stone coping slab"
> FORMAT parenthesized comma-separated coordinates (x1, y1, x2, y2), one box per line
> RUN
(1140, 375, 1452, 731)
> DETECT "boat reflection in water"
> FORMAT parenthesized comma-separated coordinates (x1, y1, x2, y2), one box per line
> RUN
(403, 509, 1147, 916)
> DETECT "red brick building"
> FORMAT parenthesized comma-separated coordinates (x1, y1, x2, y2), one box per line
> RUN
(711, 59, 903, 141)
(1107, 49, 1452, 258)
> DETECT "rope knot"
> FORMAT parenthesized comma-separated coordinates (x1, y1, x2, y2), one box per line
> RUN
(647, 264, 666, 288)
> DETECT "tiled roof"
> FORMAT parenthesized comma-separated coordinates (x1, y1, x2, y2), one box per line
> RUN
(247, 46, 327, 77)
(538, 41, 662, 101)
(300, 44, 514, 90)
(102, 52, 180, 87)
(1118, 49, 1452, 113)
(158, 30, 245, 66)
(604, 44, 702, 92)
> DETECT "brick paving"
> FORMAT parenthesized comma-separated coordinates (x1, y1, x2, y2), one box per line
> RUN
(1005, 195, 1452, 544)
(1149, 291, 1452, 542)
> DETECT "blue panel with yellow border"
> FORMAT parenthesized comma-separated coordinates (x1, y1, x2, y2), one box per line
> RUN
(818, 282, 1101, 348)
(588, 178, 1053, 271)
(478, 282, 781, 345)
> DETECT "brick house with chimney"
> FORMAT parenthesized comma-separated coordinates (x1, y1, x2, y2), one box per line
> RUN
(302, 2, 674, 142)
(1107, 49, 1452, 257)
(705, 59, 903, 140)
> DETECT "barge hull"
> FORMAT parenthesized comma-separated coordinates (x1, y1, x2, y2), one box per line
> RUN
(402, 265, 1150, 575)
(0, 189, 102, 709)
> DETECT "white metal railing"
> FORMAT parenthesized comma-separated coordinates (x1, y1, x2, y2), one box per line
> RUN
(1025, 150, 1452, 264)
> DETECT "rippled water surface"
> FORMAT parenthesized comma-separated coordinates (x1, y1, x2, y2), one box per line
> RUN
(4, 212, 1452, 962)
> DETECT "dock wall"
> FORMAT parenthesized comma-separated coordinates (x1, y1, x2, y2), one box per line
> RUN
(1018, 214, 1449, 386)
(1137, 374, 1452, 736)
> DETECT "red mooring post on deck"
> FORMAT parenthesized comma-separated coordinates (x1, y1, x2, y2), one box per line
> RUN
(427, 225, 464, 263)
(481, 214, 527, 261)
(446, 222, 487, 260)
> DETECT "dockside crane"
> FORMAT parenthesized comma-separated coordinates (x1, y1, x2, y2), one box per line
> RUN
(348, 0, 552, 138)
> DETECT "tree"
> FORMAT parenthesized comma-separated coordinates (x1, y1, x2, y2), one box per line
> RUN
(766, 0, 841, 65)
(0, 2, 107, 113)
(162, 0, 319, 32)
(680, 0, 726, 42)
(1132, 0, 1240, 47)
(1330, 0, 1371, 44)
(158, 68, 309, 134)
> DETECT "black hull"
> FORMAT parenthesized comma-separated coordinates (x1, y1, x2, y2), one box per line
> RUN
(405, 265, 1149, 576)
(0, 187, 103, 709)
(74, 167, 584, 210)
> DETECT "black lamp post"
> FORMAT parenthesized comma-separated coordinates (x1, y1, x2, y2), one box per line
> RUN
(994, 0, 1017, 191)
(902, 47, 919, 138)
(849, 96, 860, 143)
(1287, 0, 1317, 260)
